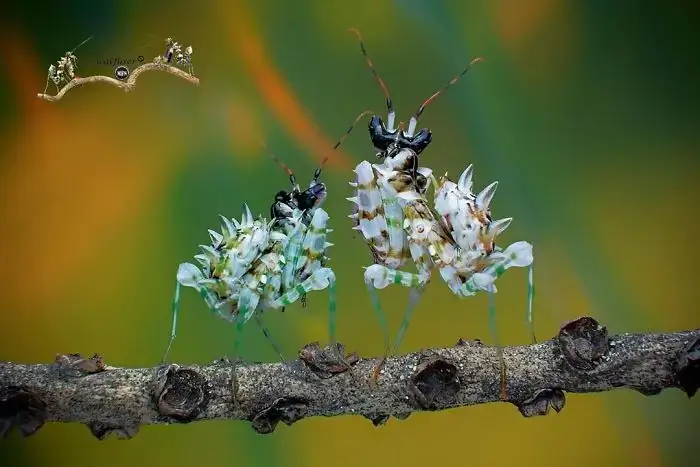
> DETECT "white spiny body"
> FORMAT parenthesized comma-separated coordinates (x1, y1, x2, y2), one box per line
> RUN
(46, 53, 78, 91)
(176, 205, 286, 324)
(432, 164, 534, 295)
(349, 149, 533, 300)
(175, 203, 334, 324)
(48, 64, 61, 87)
(163, 163, 336, 363)
(62, 52, 78, 79)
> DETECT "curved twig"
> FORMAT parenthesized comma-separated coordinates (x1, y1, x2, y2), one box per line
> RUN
(0, 317, 698, 439)
(36, 63, 199, 102)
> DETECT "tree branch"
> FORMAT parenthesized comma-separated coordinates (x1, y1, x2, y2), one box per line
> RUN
(36, 63, 199, 102)
(1, 317, 698, 439)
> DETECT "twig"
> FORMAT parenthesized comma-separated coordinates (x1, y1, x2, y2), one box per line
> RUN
(0, 317, 698, 439)
(36, 63, 199, 102)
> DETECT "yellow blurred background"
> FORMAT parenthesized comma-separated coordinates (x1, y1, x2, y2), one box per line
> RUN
(2, 0, 699, 466)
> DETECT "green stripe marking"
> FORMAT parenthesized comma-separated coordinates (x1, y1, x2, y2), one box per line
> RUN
(494, 264, 506, 277)
(386, 218, 402, 228)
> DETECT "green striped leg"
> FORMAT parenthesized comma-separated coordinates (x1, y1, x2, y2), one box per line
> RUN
(162, 277, 221, 363)
(231, 316, 245, 361)
(364, 264, 426, 379)
(365, 282, 392, 382)
(328, 274, 337, 347)
(230, 314, 245, 409)
(238, 287, 289, 363)
(162, 278, 182, 363)
(271, 267, 335, 309)
(392, 286, 424, 354)
(327, 276, 359, 376)
(254, 313, 286, 363)
(489, 290, 508, 400)
(459, 255, 515, 297)
(393, 244, 433, 354)
(161, 279, 180, 363)
(461, 254, 536, 344)
(366, 283, 391, 363)
(527, 264, 536, 343)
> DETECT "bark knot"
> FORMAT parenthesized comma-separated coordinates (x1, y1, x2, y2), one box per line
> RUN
(251, 396, 309, 434)
(516, 388, 566, 417)
(408, 355, 461, 410)
(154, 364, 211, 422)
(53, 353, 105, 377)
(558, 316, 609, 370)
(0, 386, 46, 438)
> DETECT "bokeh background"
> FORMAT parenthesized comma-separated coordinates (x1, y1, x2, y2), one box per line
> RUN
(2, 0, 699, 466)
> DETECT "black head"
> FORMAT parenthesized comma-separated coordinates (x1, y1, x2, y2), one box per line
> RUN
(270, 190, 295, 221)
(368, 115, 432, 158)
(261, 138, 329, 225)
(269, 163, 328, 226)
(293, 180, 327, 212)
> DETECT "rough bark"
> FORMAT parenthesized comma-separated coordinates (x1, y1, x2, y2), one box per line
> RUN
(36, 63, 199, 102)
(1, 317, 698, 439)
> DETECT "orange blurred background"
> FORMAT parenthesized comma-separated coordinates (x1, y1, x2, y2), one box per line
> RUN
(1, 1, 699, 466)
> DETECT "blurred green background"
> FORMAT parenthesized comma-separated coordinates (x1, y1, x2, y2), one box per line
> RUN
(2, 0, 699, 466)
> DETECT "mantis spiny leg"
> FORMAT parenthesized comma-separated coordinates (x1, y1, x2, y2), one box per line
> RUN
(162, 278, 182, 363)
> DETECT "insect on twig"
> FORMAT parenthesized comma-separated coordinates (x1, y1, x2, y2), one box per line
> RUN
(162, 143, 337, 368)
(44, 35, 93, 94)
(154, 37, 194, 75)
(340, 30, 533, 398)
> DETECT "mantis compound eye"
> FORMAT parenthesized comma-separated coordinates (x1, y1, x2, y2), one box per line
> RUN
(407, 129, 432, 155)
(369, 115, 397, 153)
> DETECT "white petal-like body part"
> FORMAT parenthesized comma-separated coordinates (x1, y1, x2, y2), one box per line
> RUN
(177, 263, 204, 288)
(476, 181, 498, 211)
(471, 272, 496, 291)
(501, 241, 534, 268)
(355, 161, 387, 241)
(434, 179, 461, 218)
(457, 165, 474, 194)
(208, 229, 223, 245)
